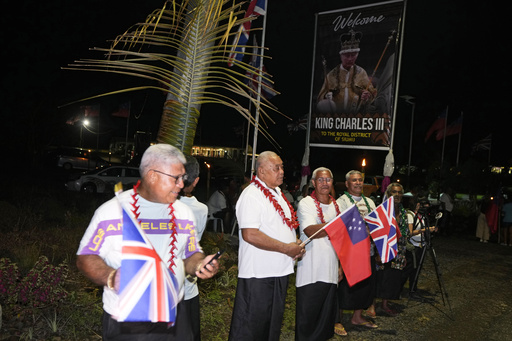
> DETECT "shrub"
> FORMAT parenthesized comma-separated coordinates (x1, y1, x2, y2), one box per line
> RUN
(0, 255, 68, 307)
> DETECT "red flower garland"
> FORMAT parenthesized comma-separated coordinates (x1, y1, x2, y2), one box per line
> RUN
(131, 181, 178, 274)
(251, 177, 299, 230)
(311, 190, 340, 223)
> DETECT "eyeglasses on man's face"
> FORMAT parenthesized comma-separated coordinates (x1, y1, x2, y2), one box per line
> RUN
(151, 169, 188, 184)
(315, 177, 333, 184)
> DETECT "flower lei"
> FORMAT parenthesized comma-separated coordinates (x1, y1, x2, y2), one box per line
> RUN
(251, 177, 299, 230)
(311, 190, 340, 223)
(396, 204, 409, 237)
(131, 181, 178, 274)
(344, 191, 372, 214)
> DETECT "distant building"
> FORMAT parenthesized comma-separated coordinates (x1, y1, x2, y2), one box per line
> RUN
(192, 145, 250, 162)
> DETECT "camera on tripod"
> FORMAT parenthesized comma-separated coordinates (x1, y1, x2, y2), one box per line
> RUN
(408, 196, 450, 312)
(417, 198, 440, 226)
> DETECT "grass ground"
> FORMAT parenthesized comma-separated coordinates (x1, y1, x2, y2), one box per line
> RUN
(0, 174, 242, 340)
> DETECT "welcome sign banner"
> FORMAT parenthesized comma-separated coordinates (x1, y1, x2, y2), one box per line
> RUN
(309, 0, 404, 150)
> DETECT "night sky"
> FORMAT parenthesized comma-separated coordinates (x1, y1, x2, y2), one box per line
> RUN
(3, 0, 510, 177)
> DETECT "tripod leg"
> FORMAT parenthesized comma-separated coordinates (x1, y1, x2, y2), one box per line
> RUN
(411, 246, 427, 293)
(429, 246, 452, 313)
(407, 246, 430, 306)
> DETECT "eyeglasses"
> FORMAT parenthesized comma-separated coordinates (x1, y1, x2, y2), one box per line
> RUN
(151, 169, 188, 184)
(315, 177, 333, 183)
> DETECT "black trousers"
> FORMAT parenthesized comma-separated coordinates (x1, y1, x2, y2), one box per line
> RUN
(102, 302, 192, 341)
(295, 282, 336, 341)
(228, 276, 289, 341)
(183, 295, 201, 341)
(338, 256, 376, 310)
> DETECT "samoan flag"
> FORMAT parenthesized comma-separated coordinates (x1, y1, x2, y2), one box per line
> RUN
(324, 204, 371, 287)
(364, 197, 399, 264)
(111, 101, 131, 118)
(82, 104, 100, 117)
(436, 113, 463, 140)
(227, 0, 266, 66)
(117, 206, 179, 323)
(424, 108, 447, 142)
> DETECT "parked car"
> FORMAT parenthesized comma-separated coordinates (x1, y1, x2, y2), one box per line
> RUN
(65, 165, 140, 193)
(56, 149, 109, 171)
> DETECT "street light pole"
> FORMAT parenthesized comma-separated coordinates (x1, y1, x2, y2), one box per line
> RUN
(80, 119, 89, 149)
(401, 95, 415, 188)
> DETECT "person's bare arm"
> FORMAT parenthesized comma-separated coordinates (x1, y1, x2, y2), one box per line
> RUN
(303, 223, 327, 239)
(76, 254, 115, 288)
(242, 228, 304, 259)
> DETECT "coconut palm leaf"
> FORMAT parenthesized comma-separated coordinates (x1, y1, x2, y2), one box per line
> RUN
(64, 0, 285, 154)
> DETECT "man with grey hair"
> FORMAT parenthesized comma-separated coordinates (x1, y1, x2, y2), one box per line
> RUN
(296, 167, 341, 339)
(77, 144, 219, 340)
(229, 151, 304, 341)
(335, 169, 378, 329)
(179, 155, 208, 341)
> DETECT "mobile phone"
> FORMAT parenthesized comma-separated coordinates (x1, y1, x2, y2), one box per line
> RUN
(204, 250, 224, 269)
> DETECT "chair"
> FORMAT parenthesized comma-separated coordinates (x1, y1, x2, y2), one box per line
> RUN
(207, 216, 224, 233)
(230, 218, 238, 236)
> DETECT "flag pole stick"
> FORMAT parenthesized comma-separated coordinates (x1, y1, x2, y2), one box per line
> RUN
(441, 105, 448, 167)
(299, 201, 359, 247)
(299, 225, 327, 248)
(124, 102, 131, 160)
(300, 13, 320, 191)
(250, 0, 268, 173)
(299, 210, 342, 247)
(456, 111, 463, 166)
(244, 100, 252, 172)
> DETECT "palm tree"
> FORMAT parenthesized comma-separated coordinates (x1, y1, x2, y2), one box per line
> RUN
(65, 0, 282, 154)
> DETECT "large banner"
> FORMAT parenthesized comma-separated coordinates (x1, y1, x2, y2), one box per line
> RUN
(309, 0, 404, 150)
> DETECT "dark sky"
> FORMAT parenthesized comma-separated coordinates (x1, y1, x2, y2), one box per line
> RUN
(3, 0, 510, 176)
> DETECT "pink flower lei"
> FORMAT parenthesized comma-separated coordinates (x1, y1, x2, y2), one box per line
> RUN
(131, 181, 178, 274)
(251, 177, 299, 230)
(311, 190, 340, 223)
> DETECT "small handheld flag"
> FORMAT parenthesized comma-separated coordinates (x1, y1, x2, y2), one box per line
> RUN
(364, 197, 399, 264)
(324, 204, 371, 287)
(115, 184, 179, 323)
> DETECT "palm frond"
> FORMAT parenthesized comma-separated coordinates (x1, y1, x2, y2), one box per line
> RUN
(64, 0, 282, 153)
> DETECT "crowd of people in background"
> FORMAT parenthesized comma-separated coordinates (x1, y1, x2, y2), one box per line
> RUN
(76, 145, 509, 340)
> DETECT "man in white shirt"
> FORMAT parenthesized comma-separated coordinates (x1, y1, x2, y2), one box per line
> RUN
(228, 151, 304, 341)
(76, 144, 219, 340)
(296, 167, 340, 340)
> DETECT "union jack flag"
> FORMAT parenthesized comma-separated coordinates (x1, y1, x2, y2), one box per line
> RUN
(245, 37, 277, 100)
(227, 0, 266, 66)
(364, 197, 399, 263)
(117, 206, 179, 323)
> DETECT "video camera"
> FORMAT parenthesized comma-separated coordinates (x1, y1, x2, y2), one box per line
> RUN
(416, 197, 443, 239)
(417, 197, 437, 218)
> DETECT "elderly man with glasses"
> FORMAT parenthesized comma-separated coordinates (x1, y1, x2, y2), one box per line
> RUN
(76, 144, 219, 341)
(295, 167, 341, 340)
